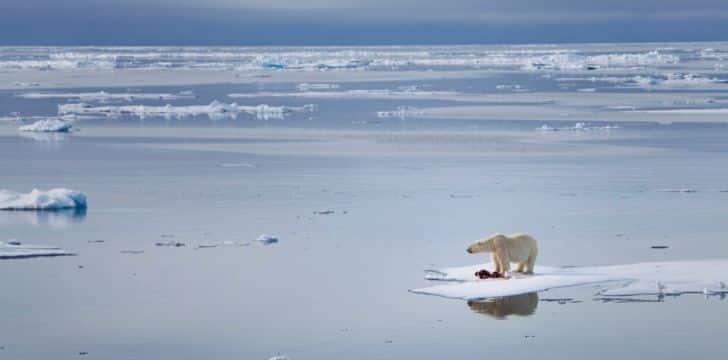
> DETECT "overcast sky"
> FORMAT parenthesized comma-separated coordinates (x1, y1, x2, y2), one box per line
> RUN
(1, 0, 727, 45)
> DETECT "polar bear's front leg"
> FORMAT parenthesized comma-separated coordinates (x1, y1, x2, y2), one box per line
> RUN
(491, 253, 501, 273)
(495, 246, 511, 275)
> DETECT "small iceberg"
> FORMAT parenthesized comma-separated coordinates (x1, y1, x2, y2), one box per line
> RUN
(257, 234, 279, 245)
(0, 240, 76, 259)
(0, 188, 87, 211)
(18, 118, 73, 132)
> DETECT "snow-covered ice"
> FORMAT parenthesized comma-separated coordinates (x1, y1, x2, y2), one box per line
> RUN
(18, 118, 73, 132)
(0, 240, 76, 259)
(411, 260, 728, 300)
(0, 188, 87, 211)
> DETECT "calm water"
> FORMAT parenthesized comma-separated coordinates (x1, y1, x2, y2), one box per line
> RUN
(2, 44, 728, 359)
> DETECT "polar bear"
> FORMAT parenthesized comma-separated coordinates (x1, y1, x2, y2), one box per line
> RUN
(467, 233, 538, 275)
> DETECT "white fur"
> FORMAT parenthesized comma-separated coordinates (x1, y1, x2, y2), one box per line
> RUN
(467, 233, 538, 275)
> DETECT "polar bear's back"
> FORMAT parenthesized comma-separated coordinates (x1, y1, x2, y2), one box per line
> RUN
(505, 233, 538, 261)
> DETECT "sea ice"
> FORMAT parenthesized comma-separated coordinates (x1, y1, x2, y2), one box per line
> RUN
(376, 106, 425, 119)
(18, 118, 73, 132)
(0, 240, 76, 259)
(0, 188, 87, 211)
(257, 234, 279, 245)
(411, 260, 728, 300)
(17, 91, 195, 102)
(57, 101, 315, 120)
(296, 83, 339, 91)
(536, 123, 619, 132)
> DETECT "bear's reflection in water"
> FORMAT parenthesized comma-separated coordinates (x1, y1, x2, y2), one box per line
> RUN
(466, 292, 538, 319)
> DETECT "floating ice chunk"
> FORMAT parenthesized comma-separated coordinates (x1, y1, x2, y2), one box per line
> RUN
(228, 89, 462, 100)
(219, 163, 257, 168)
(495, 84, 525, 91)
(18, 118, 73, 132)
(412, 260, 728, 300)
(376, 106, 424, 119)
(268, 355, 290, 360)
(630, 108, 728, 115)
(195, 241, 250, 249)
(655, 188, 699, 193)
(58, 101, 315, 120)
(0, 188, 87, 211)
(0, 240, 76, 259)
(17, 91, 195, 102)
(257, 234, 279, 245)
(536, 123, 619, 132)
(297, 83, 339, 91)
(13, 81, 40, 87)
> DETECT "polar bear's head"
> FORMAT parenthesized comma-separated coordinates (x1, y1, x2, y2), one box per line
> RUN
(467, 233, 506, 253)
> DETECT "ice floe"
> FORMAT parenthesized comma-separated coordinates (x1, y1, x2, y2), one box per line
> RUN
(219, 163, 257, 168)
(0, 188, 87, 211)
(654, 188, 728, 193)
(18, 118, 73, 132)
(17, 90, 195, 102)
(0, 240, 76, 259)
(411, 260, 728, 300)
(228, 89, 461, 100)
(296, 83, 339, 91)
(536, 122, 620, 132)
(257, 234, 279, 245)
(376, 106, 425, 119)
(57, 101, 315, 120)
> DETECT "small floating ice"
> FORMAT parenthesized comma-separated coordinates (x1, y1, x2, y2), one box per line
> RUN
(17, 91, 195, 102)
(0, 240, 76, 259)
(376, 106, 424, 119)
(257, 234, 279, 245)
(536, 122, 619, 132)
(0, 188, 87, 211)
(412, 259, 728, 300)
(18, 118, 73, 132)
(297, 83, 339, 91)
(655, 188, 699, 193)
(268, 355, 291, 360)
(219, 163, 257, 168)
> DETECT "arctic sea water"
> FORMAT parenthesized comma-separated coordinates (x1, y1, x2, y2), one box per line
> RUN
(1, 43, 728, 359)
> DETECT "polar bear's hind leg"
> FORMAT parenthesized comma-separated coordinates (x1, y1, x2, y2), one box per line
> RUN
(524, 251, 537, 274)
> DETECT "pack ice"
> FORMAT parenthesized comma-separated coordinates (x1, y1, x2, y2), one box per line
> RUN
(411, 260, 728, 300)
(0, 188, 87, 210)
